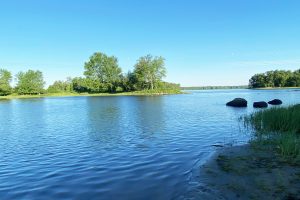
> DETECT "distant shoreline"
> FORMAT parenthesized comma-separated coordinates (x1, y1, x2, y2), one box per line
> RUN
(181, 86, 248, 90)
(0, 91, 184, 100)
(181, 86, 300, 90)
(252, 87, 300, 90)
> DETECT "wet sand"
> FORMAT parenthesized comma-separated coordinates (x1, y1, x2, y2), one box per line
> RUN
(186, 145, 300, 200)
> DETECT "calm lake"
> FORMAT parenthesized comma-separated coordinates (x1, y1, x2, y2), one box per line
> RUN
(0, 89, 299, 199)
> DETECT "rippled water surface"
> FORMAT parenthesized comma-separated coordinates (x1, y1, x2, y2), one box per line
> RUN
(0, 89, 299, 200)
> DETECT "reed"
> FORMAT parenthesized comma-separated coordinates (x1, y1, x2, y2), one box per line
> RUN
(244, 104, 300, 160)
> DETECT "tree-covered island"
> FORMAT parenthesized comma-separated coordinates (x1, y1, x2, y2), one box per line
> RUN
(249, 69, 300, 88)
(0, 52, 181, 98)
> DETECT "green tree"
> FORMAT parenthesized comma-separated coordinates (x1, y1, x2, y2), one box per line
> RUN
(273, 70, 289, 87)
(47, 78, 73, 93)
(72, 77, 88, 93)
(0, 69, 12, 96)
(264, 71, 275, 87)
(15, 70, 45, 95)
(133, 55, 166, 90)
(249, 73, 266, 88)
(293, 69, 300, 87)
(84, 52, 122, 92)
(249, 69, 300, 88)
(119, 71, 138, 92)
(72, 77, 108, 93)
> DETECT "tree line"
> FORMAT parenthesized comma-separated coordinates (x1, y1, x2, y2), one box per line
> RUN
(181, 86, 248, 90)
(0, 52, 180, 96)
(249, 69, 300, 88)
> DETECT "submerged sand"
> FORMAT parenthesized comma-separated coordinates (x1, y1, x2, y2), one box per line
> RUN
(185, 145, 300, 200)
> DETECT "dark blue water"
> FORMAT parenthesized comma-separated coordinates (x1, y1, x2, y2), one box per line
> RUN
(0, 89, 299, 200)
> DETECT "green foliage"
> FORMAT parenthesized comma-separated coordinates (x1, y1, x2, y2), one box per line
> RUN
(156, 81, 181, 91)
(15, 70, 45, 95)
(0, 69, 12, 96)
(84, 52, 122, 92)
(133, 55, 166, 90)
(249, 69, 300, 88)
(47, 78, 73, 93)
(119, 71, 138, 92)
(244, 105, 300, 159)
(72, 77, 108, 93)
(245, 105, 300, 134)
(2, 52, 180, 96)
(277, 132, 300, 158)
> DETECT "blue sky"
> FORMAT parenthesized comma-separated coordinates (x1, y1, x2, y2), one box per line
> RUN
(0, 0, 300, 86)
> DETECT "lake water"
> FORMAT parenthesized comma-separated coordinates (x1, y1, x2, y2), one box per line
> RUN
(0, 89, 299, 200)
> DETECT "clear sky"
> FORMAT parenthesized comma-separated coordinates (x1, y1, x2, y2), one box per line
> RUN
(1, 0, 300, 87)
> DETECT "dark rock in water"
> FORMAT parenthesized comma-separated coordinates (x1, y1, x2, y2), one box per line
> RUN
(268, 99, 282, 105)
(253, 101, 268, 108)
(212, 144, 224, 148)
(226, 98, 247, 107)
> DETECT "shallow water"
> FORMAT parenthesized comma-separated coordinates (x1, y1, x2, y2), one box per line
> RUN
(0, 89, 299, 200)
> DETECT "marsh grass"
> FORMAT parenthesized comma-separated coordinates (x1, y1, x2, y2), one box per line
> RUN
(244, 104, 300, 160)
(244, 104, 300, 133)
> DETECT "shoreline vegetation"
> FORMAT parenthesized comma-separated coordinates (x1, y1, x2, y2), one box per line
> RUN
(252, 86, 300, 90)
(0, 89, 183, 100)
(181, 86, 300, 90)
(181, 85, 248, 90)
(0, 52, 182, 98)
(249, 69, 300, 88)
(197, 105, 300, 199)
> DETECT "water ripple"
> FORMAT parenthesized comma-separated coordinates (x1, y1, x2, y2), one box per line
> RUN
(0, 90, 299, 199)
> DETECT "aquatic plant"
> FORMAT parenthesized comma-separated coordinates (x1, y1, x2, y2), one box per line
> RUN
(245, 104, 300, 134)
(244, 104, 300, 160)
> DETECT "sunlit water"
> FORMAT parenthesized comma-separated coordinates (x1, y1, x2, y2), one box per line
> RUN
(0, 89, 299, 200)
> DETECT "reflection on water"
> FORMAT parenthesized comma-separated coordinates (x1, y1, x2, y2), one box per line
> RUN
(87, 96, 166, 149)
(87, 97, 123, 145)
(0, 90, 299, 199)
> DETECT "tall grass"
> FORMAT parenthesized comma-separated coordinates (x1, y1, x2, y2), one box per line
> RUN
(244, 104, 300, 160)
(245, 104, 300, 134)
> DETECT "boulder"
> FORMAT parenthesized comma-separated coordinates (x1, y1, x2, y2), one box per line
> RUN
(253, 101, 268, 108)
(268, 99, 282, 105)
(226, 98, 247, 107)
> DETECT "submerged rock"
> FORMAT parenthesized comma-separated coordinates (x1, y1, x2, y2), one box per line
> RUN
(226, 98, 247, 107)
(253, 101, 268, 108)
(268, 99, 282, 105)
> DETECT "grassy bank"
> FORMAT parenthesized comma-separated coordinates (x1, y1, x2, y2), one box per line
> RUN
(244, 104, 300, 160)
(193, 104, 300, 199)
(0, 89, 183, 100)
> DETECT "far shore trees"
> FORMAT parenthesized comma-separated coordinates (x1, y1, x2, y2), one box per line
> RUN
(133, 55, 166, 90)
(83, 52, 122, 93)
(47, 78, 73, 93)
(249, 69, 300, 88)
(1, 52, 181, 96)
(0, 69, 12, 96)
(15, 70, 45, 95)
(69, 52, 177, 94)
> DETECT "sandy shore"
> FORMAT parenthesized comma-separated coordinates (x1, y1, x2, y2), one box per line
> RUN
(185, 145, 300, 200)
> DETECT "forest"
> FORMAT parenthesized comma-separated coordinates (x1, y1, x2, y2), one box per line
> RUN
(249, 69, 300, 88)
(0, 52, 180, 96)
